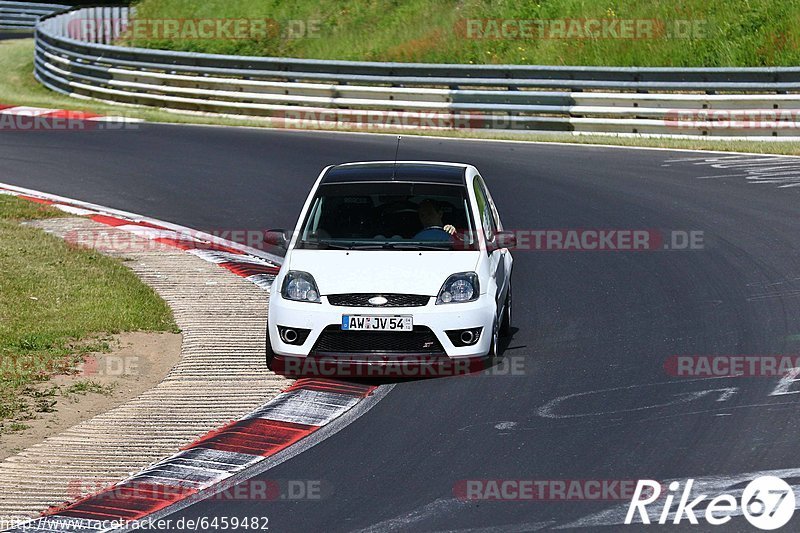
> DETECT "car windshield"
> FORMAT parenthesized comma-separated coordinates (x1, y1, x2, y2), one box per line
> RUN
(295, 181, 478, 250)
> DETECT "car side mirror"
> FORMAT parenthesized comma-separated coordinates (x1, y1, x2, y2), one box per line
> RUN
(264, 229, 289, 249)
(495, 231, 516, 250)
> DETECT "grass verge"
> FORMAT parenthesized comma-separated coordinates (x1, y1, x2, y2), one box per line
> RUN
(128, 0, 800, 66)
(0, 195, 176, 432)
(2, 37, 800, 156)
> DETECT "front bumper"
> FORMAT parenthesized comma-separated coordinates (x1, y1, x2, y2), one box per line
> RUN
(268, 292, 496, 374)
(269, 352, 492, 378)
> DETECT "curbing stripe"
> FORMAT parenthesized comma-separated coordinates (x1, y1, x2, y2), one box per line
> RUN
(219, 261, 280, 278)
(0, 182, 284, 264)
(0, 211, 292, 527)
(282, 379, 374, 396)
(0, 104, 141, 124)
(183, 418, 316, 457)
(41, 110, 101, 120)
(166, 449, 263, 470)
(245, 389, 362, 426)
(0, 106, 58, 117)
(88, 215, 129, 227)
(4, 379, 377, 532)
(1, 187, 383, 533)
(0, 184, 281, 292)
(17, 195, 54, 205)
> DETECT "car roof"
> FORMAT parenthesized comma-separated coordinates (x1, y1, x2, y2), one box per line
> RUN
(321, 161, 468, 186)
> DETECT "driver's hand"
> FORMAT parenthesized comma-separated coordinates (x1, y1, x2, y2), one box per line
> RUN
(443, 224, 456, 235)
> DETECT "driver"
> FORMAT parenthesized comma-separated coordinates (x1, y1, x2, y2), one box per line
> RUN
(414, 199, 456, 241)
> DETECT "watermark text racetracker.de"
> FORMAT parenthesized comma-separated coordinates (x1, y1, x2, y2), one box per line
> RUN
(665, 110, 800, 131)
(457, 18, 707, 40)
(454, 479, 654, 501)
(63, 227, 705, 255)
(66, 478, 329, 502)
(68, 17, 322, 41)
(0, 112, 138, 132)
(272, 353, 530, 379)
(272, 110, 485, 130)
(665, 355, 800, 378)
(0, 354, 139, 378)
(488, 229, 704, 252)
(11, 516, 271, 532)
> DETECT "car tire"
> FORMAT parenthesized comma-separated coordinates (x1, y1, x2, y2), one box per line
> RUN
(500, 282, 512, 337)
(265, 331, 275, 371)
(488, 321, 500, 359)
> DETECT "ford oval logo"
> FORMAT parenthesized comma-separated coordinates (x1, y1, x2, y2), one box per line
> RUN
(369, 296, 388, 306)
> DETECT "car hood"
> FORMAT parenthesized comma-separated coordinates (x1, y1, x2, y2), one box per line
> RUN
(287, 250, 481, 296)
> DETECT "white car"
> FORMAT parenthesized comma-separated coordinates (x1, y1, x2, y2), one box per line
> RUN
(266, 161, 514, 377)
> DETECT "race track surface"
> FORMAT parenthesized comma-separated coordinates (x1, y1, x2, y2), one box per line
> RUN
(0, 31, 31, 41)
(3, 125, 800, 531)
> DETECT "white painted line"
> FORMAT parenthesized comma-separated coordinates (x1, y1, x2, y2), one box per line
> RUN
(51, 204, 99, 216)
(664, 155, 800, 187)
(85, 117, 144, 123)
(0, 106, 58, 116)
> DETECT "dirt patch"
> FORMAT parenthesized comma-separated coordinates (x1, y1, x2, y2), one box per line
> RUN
(0, 331, 181, 460)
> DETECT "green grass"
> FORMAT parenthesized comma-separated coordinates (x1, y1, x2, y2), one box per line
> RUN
(0, 195, 176, 428)
(127, 0, 800, 66)
(0, 37, 253, 124)
(61, 380, 116, 399)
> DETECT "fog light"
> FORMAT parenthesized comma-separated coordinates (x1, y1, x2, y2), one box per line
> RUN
(446, 327, 483, 347)
(277, 326, 310, 346)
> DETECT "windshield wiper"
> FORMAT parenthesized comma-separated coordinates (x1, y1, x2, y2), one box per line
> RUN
(379, 243, 451, 250)
(299, 241, 352, 250)
(301, 241, 453, 251)
(301, 241, 392, 250)
(345, 243, 395, 250)
(340, 242, 451, 250)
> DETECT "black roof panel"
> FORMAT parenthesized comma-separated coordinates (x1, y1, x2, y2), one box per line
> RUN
(322, 163, 466, 185)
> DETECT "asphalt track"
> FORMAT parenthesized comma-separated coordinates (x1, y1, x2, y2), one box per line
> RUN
(3, 125, 800, 532)
(0, 31, 31, 41)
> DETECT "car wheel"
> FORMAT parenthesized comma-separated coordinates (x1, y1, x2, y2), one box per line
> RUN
(500, 282, 512, 336)
(265, 331, 275, 371)
(489, 321, 500, 359)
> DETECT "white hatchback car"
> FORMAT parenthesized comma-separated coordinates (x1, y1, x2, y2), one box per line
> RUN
(266, 161, 514, 377)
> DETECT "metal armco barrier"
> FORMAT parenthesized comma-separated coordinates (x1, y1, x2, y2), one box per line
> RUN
(33, 6, 800, 137)
(0, 1, 67, 30)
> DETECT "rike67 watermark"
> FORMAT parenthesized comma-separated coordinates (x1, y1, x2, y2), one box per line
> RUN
(627, 476, 795, 529)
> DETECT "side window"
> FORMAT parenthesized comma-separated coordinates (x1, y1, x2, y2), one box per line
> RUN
(483, 182, 502, 232)
(302, 197, 324, 239)
(473, 177, 496, 242)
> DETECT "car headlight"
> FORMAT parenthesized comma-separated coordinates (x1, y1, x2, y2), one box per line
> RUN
(436, 272, 479, 304)
(281, 271, 321, 303)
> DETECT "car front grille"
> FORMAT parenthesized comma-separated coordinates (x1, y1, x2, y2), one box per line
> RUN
(327, 293, 431, 307)
(312, 325, 445, 354)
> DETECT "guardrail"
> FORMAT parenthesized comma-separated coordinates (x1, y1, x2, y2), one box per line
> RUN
(33, 6, 800, 137)
(0, 1, 67, 30)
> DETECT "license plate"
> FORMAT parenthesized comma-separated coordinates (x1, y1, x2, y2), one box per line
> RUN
(341, 315, 413, 331)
